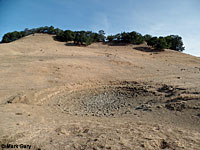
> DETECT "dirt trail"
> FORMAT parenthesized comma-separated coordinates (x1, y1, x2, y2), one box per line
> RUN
(0, 34, 200, 150)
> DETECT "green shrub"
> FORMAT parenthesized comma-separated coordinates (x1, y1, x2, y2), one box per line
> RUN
(107, 35, 115, 42)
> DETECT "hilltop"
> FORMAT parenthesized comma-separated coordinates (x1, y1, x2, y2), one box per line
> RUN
(0, 34, 200, 150)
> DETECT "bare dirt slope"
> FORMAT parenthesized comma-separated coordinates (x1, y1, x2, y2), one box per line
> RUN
(0, 34, 200, 150)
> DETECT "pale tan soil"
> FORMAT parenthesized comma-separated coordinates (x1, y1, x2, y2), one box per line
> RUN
(0, 34, 200, 150)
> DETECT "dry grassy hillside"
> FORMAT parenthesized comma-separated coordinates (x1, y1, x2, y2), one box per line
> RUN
(0, 34, 200, 150)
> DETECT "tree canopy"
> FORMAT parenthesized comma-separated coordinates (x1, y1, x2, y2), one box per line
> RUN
(0, 26, 185, 51)
(106, 31, 144, 44)
(146, 35, 185, 51)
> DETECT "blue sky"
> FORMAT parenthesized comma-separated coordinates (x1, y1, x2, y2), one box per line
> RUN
(0, 0, 199, 56)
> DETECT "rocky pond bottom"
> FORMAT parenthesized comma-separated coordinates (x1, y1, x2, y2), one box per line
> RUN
(55, 81, 200, 118)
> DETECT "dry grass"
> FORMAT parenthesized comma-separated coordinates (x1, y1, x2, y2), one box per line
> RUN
(0, 34, 200, 150)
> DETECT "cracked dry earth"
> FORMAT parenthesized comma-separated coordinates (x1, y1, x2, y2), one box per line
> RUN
(0, 34, 200, 150)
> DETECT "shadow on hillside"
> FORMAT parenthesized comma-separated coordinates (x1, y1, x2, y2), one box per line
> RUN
(52, 36, 61, 42)
(52, 36, 80, 46)
(65, 43, 80, 46)
(134, 46, 164, 53)
(105, 42, 129, 46)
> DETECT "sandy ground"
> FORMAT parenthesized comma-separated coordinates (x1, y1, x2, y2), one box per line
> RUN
(0, 34, 200, 150)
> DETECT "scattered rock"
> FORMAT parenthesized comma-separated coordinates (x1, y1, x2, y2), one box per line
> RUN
(135, 105, 152, 111)
(159, 139, 170, 149)
(15, 112, 23, 115)
(165, 102, 186, 111)
(83, 129, 89, 133)
(158, 84, 174, 93)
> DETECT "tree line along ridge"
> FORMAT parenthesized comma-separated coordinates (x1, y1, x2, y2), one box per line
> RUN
(0, 26, 185, 51)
